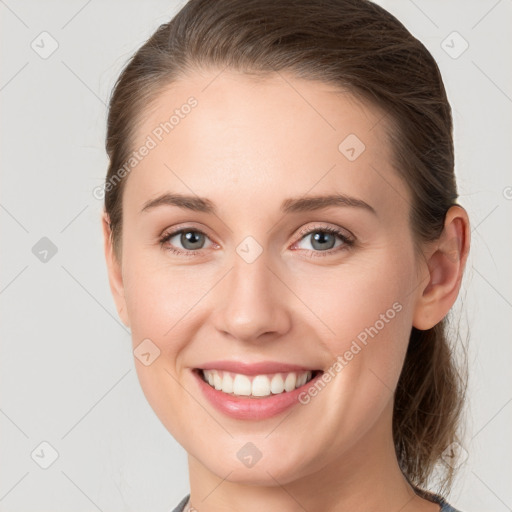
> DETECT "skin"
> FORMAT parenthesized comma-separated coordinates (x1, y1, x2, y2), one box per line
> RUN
(102, 69, 470, 512)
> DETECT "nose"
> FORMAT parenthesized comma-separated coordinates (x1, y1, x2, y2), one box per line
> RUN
(211, 250, 292, 343)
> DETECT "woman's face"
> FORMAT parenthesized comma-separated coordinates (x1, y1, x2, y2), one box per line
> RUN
(105, 70, 430, 485)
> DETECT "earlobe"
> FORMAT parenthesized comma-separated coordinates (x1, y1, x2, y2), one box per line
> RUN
(412, 205, 470, 330)
(101, 211, 130, 328)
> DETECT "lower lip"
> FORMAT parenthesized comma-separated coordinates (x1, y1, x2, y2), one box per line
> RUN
(192, 369, 323, 420)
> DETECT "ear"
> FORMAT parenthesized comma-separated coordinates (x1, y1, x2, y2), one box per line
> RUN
(412, 205, 471, 330)
(101, 211, 130, 328)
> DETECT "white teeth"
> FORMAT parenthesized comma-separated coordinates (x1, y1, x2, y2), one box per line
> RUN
(202, 369, 314, 397)
(222, 373, 233, 394)
(270, 374, 285, 394)
(233, 374, 252, 396)
(284, 373, 296, 392)
(251, 375, 270, 397)
(213, 372, 222, 390)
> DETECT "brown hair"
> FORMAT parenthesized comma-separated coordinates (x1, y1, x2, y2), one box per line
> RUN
(104, 0, 467, 495)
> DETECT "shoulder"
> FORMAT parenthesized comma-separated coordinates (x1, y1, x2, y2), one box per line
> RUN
(171, 494, 190, 512)
(413, 486, 464, 512)
(439, 501, 464, 512)
(439, 498, 464, 512)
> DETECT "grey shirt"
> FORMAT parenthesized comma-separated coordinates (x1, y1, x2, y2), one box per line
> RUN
(171, 492, 463, 511)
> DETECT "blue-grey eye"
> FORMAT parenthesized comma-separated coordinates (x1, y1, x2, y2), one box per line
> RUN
(295, 228, 348, 252)
(177, 230, 206, 250)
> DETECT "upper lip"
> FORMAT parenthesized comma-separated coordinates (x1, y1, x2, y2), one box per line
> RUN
(195, 360, 321, 375)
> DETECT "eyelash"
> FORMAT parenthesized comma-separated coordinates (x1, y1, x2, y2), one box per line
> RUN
(158, 224, 355, 258)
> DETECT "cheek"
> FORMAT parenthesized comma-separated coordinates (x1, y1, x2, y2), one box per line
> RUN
(296, 261, 409, 326)
(289, 250, 416, 384)
(285, 259, 415, 439)
(121, 246, 203, 339)
(121, 252, 202, 440)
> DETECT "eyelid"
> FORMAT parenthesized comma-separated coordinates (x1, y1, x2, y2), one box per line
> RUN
(160, 223, 215, 243)
(293, 222, 354, 243)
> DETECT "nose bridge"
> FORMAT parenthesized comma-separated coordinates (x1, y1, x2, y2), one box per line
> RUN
(212, 241, 292, 342)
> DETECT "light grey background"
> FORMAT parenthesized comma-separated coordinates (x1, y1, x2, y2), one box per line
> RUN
(1, 1, 510, 511)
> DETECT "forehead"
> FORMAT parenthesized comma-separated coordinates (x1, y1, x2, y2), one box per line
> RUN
(123, 69, 408, 219)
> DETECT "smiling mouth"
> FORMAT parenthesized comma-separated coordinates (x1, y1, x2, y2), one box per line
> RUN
(194, 368, 323, 398)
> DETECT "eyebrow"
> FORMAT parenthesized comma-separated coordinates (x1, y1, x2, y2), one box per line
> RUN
(140, 192, 377, 216)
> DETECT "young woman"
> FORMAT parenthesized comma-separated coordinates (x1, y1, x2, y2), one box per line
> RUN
(101, 1, 471, 510)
